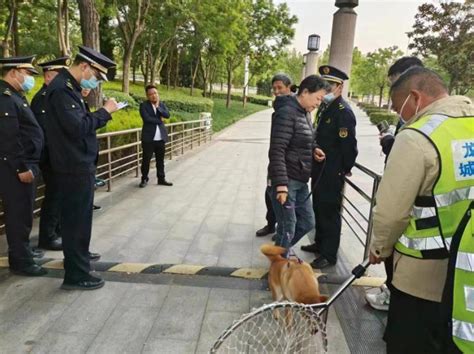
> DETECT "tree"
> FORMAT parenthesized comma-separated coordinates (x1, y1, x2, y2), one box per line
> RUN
(408, 1, 473, 94)
(116, 0, 151, 94)
(57, 0, 71, 56)
(2, 0, 18, 56)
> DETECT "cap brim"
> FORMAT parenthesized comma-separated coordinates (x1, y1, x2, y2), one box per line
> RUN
(26, 68, 39, 75)
(98, 71, 108, 81)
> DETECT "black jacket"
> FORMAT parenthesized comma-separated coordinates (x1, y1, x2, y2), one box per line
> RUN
(268, 95, 315, 186)
(139, 101, 170, 143)
(43, 69, 111, 174)
(0, 80, 43, 176)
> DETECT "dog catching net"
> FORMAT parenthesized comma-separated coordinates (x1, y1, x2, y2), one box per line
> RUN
(210, 302, 328, 354)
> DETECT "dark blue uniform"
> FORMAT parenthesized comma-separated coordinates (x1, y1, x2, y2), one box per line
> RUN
(31, 84, 62, 247)
(43, 69, 111, 283)
(0, 80, 43, 269)
(312, 96, 357, 264)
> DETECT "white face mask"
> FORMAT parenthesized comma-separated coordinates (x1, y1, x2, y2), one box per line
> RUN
(398, 93, 419, 123)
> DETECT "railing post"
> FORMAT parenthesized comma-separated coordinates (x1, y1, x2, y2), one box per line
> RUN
(136, 130, 140, 177)
(169, 125, 173, 160)
(107, 135, 112, 192)
(363, 176, 380, 261)
(181, 122, 184, 155)
(191, 122, 194, 149)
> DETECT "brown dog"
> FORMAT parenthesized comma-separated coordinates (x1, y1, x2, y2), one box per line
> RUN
(261, 244, 327, 304)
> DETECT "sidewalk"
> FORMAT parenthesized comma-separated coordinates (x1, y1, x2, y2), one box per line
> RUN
(0, 105, 386, 353)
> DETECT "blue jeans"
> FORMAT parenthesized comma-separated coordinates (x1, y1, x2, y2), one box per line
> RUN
(271, 179, 315, 252)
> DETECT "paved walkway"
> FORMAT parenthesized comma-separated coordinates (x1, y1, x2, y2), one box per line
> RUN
(0, 104, 387, 353)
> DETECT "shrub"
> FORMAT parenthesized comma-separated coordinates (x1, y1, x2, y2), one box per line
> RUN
(210, 91, 271, 106)
(103, 90, 139, 110)
(130, 92, 213, 113)
(368, 111, 399, 126)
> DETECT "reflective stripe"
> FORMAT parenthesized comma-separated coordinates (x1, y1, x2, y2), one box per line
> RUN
(445, 237, 452, 250)
(417, 114, 449, 135)
(411, 206, 437, 218)
(456, 252, 474, 272)
(453, 319, 474, 342)
(435, 186, 474, 208)
(465, 286, 474, 312)
(399, 234, 445, 250)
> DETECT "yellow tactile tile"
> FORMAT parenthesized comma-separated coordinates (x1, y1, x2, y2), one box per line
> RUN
(108, 263, 152, 273)
(163, 264, 205, 275)
(231, 267, 268, 279)
(0, 257, 8, 267)
(42, 260, 64, 269)
(353, 276, 385, 287)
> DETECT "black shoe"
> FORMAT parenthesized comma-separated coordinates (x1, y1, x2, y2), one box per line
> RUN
(301, 243, 320, 253)
(139, 178, 148, 188)
(61, 275, 105, 290)
(158, 179, 173, 186)
(38, 237, 63, 251)
(310, 256, 336, 269)
(29, 248, 44, 259)
(89, 252, 101, 261)
(93, 204, 102, 211)
(10, 264, 47, 276)
(256, 225, 276, 237)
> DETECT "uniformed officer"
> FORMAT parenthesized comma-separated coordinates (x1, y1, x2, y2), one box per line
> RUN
(0, 56, 47, 276)
(303, 65, 358, 269)
(31, 56, 70, 251)
(43, 46, 118, 290)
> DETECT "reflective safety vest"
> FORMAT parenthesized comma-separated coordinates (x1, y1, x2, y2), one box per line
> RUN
(394, 114, 474, 352)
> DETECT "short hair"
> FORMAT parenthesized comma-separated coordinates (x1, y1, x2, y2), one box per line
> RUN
(145, 84, 157, 93)
(388, 56, 423, 78)
(390, 67, 448, 97)
(73, 57, 87, 66)
(297, 75, 331, 96)
(271, 73, 292, 87)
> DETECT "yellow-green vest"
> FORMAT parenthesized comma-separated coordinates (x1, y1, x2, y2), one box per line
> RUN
(394, 113, 474, 352)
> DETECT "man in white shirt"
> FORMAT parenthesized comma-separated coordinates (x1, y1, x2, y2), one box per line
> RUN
(139, 85, 172, 187)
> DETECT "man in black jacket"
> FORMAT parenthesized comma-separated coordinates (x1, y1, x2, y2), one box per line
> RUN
(304, 65, 358, 269)
(0, 55, 46, 276)
(139, 85, 172, 188)
(44, 46, 118, 290)
(31, 56, 70, 251)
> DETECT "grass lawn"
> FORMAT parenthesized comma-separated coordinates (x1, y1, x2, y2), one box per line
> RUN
(211, 98, 269, 132)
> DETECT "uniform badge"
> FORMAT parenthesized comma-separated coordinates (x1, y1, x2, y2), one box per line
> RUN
(323, 67, 330, 75)
(325, 118, 331, 124)
(339, 128, 348, 138)
(3, 88, 11, 96)
(66, 80, 73, 90)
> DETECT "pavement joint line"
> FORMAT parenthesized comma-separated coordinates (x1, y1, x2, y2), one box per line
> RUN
(0, 257, 386, 286)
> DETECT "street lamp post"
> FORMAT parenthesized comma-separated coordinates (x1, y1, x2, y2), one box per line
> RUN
(304, 34, 320, 79)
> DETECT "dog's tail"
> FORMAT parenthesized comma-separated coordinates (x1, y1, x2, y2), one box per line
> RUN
(260, 244, 287, 262)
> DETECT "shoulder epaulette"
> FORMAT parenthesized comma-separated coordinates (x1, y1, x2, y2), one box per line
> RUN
(41, 90, 46, 96)
(66, 80, 73, 90)
(3, 88, 11, 96)
(338, 103, 345, 110)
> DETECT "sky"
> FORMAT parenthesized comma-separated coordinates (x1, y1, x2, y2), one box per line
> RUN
(275, 0, 457, 55)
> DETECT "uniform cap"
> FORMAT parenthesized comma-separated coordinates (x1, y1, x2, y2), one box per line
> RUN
(38, 56, 71, 72)
(318, 65, 349, 84)
(0, 55, 38, 75)
(75, 46, 116, 81)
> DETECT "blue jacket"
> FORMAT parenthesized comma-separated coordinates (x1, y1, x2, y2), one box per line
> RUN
(43, 69, 111, 174)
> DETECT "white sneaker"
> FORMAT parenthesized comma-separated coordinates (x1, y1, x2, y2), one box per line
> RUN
(365, 284, 390, 311)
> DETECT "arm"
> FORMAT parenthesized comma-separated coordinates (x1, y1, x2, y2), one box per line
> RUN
(370, 131, 429, 258)
(50, 89, 111, 139)
(268, 108, 293, 187)
(339, 109, 358, 174)
(156, 101, 170, 119)
(139, 102, 162, 124)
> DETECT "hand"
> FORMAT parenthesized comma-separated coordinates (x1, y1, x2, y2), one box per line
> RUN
(103, 98, 119, 114)
(345, 172, 352, 177)
(276, 185, 288, 205)
(18, 170, 34, 183)
(313, 148, 326, 162)
(369, 252, 383, 265)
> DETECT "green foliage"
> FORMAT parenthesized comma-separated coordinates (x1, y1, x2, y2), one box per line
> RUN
(103, 90, 139, 110)
(368, 112, 399, 126)
(408, 2, 473, 95)
(211, 98, 268, 132)
(211, 91, 271, 106)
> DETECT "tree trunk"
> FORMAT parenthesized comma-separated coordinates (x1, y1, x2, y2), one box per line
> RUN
(378, 86, 384, 108)
(190, 55, 200, 96)
(57, 0, 69, 56)
(77, 0, 101, 107)
(226, 67, 232, 109)
(173, 48, 180, 89)
(132, 61, 136, 84)
(166, 46, 173, 90)
(63, 0, 70, 54)
(2, 0, 15, 57)
(122, 44, 134, 94)
(12, 2, 19, 55)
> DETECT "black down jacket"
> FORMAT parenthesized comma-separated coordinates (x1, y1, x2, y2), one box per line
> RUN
(268, 95, 315, 186)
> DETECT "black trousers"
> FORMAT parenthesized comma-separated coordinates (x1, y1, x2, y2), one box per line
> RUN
(0, 162, 35, 269)
(384, 253, 394, 291)
(264, 186, 276, 227)
(385, 287, 448, 354)
(312, 200, 342, 263)
(38, 165, 61, 246)
(141, 140, 165, 181)
(52, 172, 94, 283)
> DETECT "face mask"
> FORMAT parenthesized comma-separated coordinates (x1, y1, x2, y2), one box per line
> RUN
(398, 93, 420, 123)
(18, 73, 35, 92)
(80, 68, 99, 90)
(323, 92, 335, 104)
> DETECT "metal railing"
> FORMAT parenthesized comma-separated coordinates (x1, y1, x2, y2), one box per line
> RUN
(0, 118, 213, 232)
(342, 162, 382, 261)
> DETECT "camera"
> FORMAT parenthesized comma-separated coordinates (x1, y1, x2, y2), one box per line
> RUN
(376, 120, 390, 134)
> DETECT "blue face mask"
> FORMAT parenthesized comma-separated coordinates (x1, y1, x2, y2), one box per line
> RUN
(323, 92, 335, 104)
(80, 74, 99, 90)
(20, 74, 35, 92)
